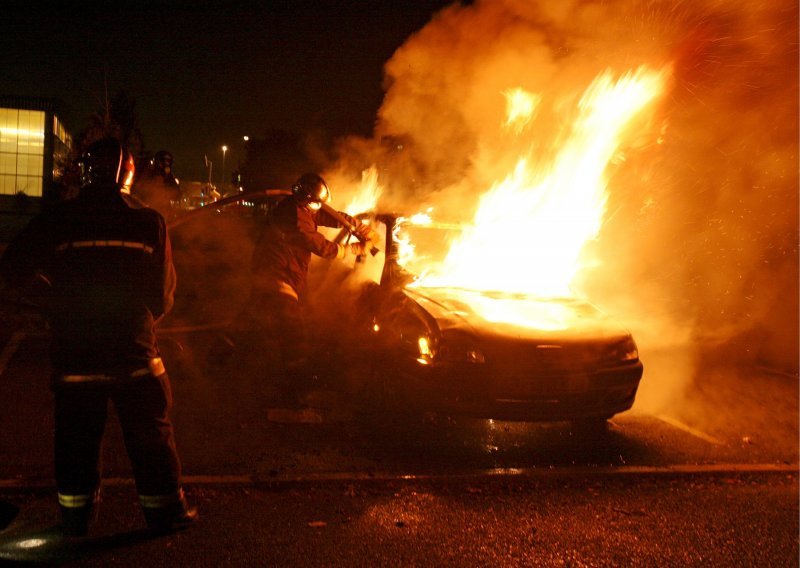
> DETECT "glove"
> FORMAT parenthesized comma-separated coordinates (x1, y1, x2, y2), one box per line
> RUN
(348, 242, 367, 257)
(353, 221, 370, 240)
(353, 222, 380, 246)
(339, 212, 358, 227)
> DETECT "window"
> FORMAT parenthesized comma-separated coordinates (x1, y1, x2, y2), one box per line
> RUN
(0, 107, 45, 196)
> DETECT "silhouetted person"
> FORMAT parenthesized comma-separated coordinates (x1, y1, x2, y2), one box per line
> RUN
(0, 137, 196, 537)
(133, 150, 181, 220)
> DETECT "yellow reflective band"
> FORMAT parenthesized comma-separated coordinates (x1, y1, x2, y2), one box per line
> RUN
(130, 357, 165, 378)
(277, 281, 299, 300)
(58, 493, 93, 508)
(61, 374, 113, 383)
(59, 358, 164, 383)
(139, 489, 183, 509)
(56, 240, 154, 254)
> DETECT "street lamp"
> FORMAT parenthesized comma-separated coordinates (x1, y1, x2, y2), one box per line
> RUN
(239, 136, 249, 192)
(221, 145, 228, 188)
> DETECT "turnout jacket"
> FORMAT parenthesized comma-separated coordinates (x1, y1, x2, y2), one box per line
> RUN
(0, 186, 176, 375)
(250, 196, 355, 299)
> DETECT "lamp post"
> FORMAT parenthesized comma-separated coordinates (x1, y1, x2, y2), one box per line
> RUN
(221, 145, 228, 189)
(239, 136, 249, 192)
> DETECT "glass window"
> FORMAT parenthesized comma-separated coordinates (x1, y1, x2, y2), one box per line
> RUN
(0, 174, 14, 195)
(17, 153, 43, 177)
(0, 107, 46, 196)
(0, 108, 18, 154)
(18, 110, 45, 154)
(16, 175, 41, 196)
(0, 151, 15, 175)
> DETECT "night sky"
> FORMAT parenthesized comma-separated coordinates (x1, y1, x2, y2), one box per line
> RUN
(2, 1, 457, 180)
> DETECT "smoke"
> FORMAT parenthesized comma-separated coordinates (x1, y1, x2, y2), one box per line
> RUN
(159, 206, 260, 405)
(324, 0, 799, 413)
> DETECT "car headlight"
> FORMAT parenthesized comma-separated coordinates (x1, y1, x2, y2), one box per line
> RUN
(416, 336, 434, 365)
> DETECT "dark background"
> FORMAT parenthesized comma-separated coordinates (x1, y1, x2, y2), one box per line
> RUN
(2, 1, 457, 180)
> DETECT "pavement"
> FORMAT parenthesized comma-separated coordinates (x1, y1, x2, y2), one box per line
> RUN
(0, 469, 797, 567)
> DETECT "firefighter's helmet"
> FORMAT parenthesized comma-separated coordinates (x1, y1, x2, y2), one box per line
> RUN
(153, 150, 174, 174)
(79, 137, 135, 194)
(291, 173, 331, 210)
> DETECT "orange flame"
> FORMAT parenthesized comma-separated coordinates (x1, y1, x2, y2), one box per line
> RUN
(410, 66, 669, 301)
(344, 166, 383, 216)
(503, 87, 541, 134)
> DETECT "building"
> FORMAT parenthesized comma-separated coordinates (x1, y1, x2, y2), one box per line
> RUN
(0, 95, 73, 208)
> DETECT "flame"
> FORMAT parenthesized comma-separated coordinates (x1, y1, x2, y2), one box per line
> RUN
(394, 210, 432, 267)
(409, 66, 669, 302)
(344, 165, 383, 216)
(503, 88, 541, 134)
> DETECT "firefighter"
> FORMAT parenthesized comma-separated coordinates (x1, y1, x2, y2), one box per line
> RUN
(0, 137, 196, 537)
(248, 173, 375, 411)
(132, 149, 181, 219)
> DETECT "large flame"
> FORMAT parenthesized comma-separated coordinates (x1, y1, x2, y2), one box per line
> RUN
(343, 166, 383, 216)
(410, 66, 669, 301)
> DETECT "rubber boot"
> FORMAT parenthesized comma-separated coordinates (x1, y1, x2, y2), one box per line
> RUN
(57, 491, 99, 537)
(59, 504, 94, 537)
(0, 500, 19, 531)
(142, 490, 198, 534)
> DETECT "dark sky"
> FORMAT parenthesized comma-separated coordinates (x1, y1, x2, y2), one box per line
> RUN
(2, 1, 457, 179)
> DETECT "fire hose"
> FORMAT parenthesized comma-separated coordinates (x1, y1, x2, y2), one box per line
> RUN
(167, 188, 292, 229)
(168, 188, 379, 256)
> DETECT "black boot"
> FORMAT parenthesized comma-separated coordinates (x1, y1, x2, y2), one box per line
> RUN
(142, 491, 198, 534)
(57, 490, 98, 537)
(0, 500, 19, 531)
(59, 504, 93, 537)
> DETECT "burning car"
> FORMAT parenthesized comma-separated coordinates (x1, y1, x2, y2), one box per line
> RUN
(322, 212, 644, 423)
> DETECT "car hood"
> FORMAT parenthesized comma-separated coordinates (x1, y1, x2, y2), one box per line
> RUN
(402, 286, 632, 341)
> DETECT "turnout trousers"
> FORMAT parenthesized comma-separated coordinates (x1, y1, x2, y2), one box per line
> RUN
(241, 290, 314, 405)
(53, 372, 183, 522)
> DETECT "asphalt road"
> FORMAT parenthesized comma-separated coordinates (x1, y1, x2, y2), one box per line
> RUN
(0, 471, 797, 567)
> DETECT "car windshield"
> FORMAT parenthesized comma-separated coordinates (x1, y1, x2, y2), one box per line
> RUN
(389, 217, 618, 331)
(393, 218, 466, 281)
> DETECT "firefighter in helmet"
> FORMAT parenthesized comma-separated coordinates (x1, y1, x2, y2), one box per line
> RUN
(0, 137, 196, 537)
(247, 173, 377, 411)
(132, 149, 181, 219)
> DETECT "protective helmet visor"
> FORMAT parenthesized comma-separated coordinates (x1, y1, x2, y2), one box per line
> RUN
(79, 138, 134, 190)
(292, 173, 331, 209)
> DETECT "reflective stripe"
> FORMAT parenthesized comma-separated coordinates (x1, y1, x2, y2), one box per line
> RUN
(130, 357, 166, 378)
(60, 358, 165, 383)
(61, 373, 114, 383)
(139, 488, 184, 509)
(336, 243, 346, 259)
(56, 240, 154, 254)
(58, 493, 93, 508)
(277, 281, 299, 300)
